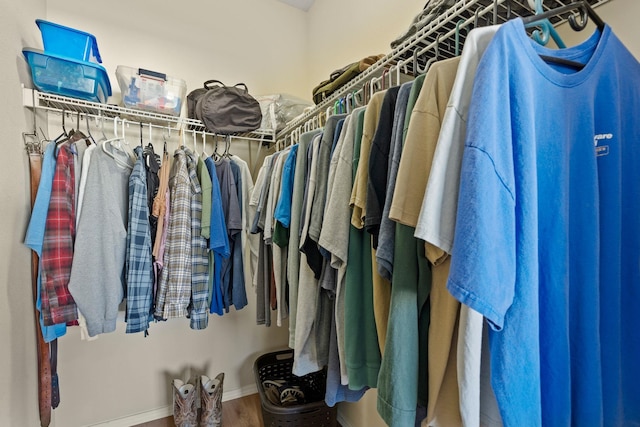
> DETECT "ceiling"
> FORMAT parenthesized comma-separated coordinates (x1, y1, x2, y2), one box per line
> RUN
(276, 0, 316, 11)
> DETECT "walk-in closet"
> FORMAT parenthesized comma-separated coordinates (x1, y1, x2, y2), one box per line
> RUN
(2, 0, 639, 426)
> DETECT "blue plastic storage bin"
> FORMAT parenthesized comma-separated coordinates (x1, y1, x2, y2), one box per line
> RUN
(23, 48, 112, 104)
(36, 19, 102, 63)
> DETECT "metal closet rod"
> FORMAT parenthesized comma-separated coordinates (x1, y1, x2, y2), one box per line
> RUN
(44, 109, 274, 145)
(22, 87, 275, 145)
(50, 109, 199, 141)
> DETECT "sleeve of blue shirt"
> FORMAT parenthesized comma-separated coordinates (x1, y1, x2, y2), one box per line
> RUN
(445, 33, 518, 332)
(274, 144, 299, 228)
(24, 142, 67, 341)
(205, 157, 230, 258)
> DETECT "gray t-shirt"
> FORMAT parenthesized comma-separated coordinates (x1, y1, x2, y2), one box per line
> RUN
(287, 129, 322, 348)
(215, 158, 242, 312)
(309, 114, 347, 243)
(376, 81, 414, 280)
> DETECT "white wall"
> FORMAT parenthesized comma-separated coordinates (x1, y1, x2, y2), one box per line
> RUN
(46, 0, 310, 103)
(305, 0, 427, 96)
(0, 0, 47, 426)
(556, 0, 640, 59)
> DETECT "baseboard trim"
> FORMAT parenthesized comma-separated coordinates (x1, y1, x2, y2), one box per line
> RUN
(86, 384, 258, 427)
(337, 408, 355, 427)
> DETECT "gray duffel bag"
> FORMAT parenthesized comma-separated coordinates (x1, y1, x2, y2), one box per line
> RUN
(189, 80, 262, 135)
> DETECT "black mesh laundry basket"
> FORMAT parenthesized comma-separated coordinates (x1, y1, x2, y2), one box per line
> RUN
(254, 349, 338, 427)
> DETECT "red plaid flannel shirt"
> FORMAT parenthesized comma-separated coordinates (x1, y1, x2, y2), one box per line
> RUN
(40, 143, 78, 326)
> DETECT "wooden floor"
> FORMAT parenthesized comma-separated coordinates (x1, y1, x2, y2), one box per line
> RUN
(133, 393, 264, 427)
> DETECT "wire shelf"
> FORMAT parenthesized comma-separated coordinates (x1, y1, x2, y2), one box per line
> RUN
(22, 88, 276, 144)
(277, 0, 612, 139)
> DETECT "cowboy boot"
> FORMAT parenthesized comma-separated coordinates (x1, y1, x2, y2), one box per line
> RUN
(199, 373, 224, 427)
(173, 379, 197, 427)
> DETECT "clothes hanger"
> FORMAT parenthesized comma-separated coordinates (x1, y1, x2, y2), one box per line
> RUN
(380, 69, 389, 90)
(133, 122, 143, 152)
(523, 1, 604, 31)
(505, 0, 513, 21)
(97, 113, 108, 142)
(179, 127, 186, 150)
(213, 135, 221, 161)
(70, 112, 90, 146)
(473, 6, 483, 29)
(525, 0, 567, 48)
(54, 108, 71, 146)
(455, 19, 467, 56)
(192, 129, 198, 156)
(101, 117, 133, 169)
(522, 0, 603, 70)
(120, 118, 136, 159)
(143, 123, 159, 168)
(162, 127, 170, 155)
(223, 135, 231, 158)
(85, 114, 96, 145)
(423, 33, 442, 72)
(396, 59, 409, 86)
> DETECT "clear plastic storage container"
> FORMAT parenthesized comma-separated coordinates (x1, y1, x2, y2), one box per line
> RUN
(116, 66, 187, 116)
(23, 48, 111, 104)
(36, 19, 102, 63)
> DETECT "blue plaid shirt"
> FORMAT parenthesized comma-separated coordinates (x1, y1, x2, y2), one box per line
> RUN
(125, 146, 154, 334)
(185, 149, 210, 330)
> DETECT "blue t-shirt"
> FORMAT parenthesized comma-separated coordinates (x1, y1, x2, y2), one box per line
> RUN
(448, 18, 640, 426)
(24, 142, 67, 341)
(204, 156, 229, 315)
(274, 144, 299, 228)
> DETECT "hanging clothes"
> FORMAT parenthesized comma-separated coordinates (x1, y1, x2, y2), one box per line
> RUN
(286, 129, 321, 346)
(214, 157, 243, 312)
(185, 148, 210, 330)
(24, 141, 67, 341)
(68, 142, 132, 336)
(390, 56, 461, 427)
(375, 79, 417, 280)
(155, 148, 191, 320)
(143, 144, 160, 247)
(40, 142, 78, 326)
(228, 159, 248, 312)
(365, 87, 401, 355)
(251, 152, 277, 325)
(344, 91, 385, 390)
(230, 154, 259, 300)
(124, 146, 154, 334)
(152, 148, 171, 285)
(75, 142, 98, 341)
(319, 108, 364, 385)
(204, 155, 228, 317)
(414, 25, 502, 427)
(292, 131, 324, 376)
(448, 18, 640, 426)
(319, 113, 369, 406)
(269, 148, 291, 326)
